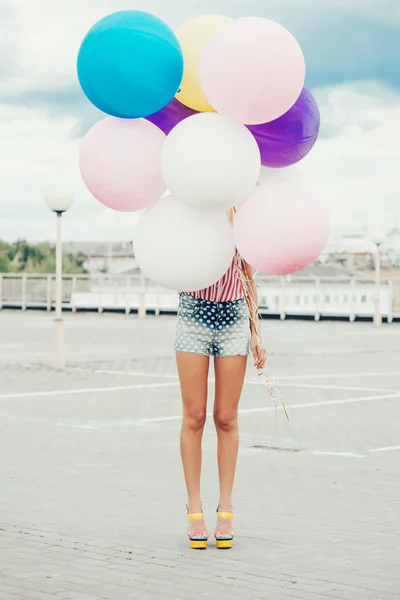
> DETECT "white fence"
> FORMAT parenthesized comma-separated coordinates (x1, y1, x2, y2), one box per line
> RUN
(0, 273, 399, 322)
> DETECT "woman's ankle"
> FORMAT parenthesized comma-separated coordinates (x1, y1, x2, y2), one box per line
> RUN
(218, 499, 233, 513)
(187, 498, 203, 514)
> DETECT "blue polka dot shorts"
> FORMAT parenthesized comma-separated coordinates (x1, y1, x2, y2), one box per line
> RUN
(175, 293, 250, 358)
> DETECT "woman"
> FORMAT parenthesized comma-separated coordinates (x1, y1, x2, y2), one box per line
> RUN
(175, 213, 267, 549)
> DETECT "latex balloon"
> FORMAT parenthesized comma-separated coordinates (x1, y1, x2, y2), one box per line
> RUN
(233, 181, 330, 275)
(134, 195, 235, 291)
(248, 88, 320, 168)
(146, 98, 197, 135)
(200, 17, 305, 125)
(79, 117, 166, 212)
(161, 113, 260, 211)
(77, 10, 184, 118)
(175, 14, 231, 112)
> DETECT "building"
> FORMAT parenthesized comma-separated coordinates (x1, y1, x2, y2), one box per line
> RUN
(63, 241, 136, 274)
(322, 226, 400, 271)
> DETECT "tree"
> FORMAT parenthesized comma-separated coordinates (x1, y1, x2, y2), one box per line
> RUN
(0, 242, 9, 273)
(0, 240, 87, 274)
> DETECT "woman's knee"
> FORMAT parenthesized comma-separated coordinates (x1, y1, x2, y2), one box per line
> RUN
(213, 410, 238, 433)
(183, 408, 207, 432)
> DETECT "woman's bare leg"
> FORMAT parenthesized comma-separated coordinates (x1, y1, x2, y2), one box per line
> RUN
(213, 356, 247, 533)
(176, 352, 209, 533)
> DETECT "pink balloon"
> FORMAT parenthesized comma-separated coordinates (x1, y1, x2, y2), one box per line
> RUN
(199, 18, 306, 125)
(233, 181, 330, 275)
(79, 117, 166, 212)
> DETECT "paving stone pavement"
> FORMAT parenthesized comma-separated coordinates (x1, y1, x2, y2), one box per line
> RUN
(0, 311, 400, 599)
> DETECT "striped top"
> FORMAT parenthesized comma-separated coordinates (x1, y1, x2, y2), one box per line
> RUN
(188, 250, 244, 302)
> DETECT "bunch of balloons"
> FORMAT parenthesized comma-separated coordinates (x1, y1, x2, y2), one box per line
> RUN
(78, 10, 329, 291)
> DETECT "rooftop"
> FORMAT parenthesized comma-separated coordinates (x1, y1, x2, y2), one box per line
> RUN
(0, 311, 399, 598)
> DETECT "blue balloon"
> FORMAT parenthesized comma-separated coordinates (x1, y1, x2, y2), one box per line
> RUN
(77, 11, 184, 119)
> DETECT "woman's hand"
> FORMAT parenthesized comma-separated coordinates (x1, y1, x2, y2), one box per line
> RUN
(250, 332, 267, 370)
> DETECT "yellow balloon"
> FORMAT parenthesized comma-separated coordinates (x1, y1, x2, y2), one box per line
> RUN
(175, 15, 232, 112)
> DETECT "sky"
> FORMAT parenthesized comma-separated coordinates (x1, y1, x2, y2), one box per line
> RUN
(0, 0, 399, 242)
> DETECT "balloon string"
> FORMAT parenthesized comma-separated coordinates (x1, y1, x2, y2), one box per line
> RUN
(234, 258, 289, 422)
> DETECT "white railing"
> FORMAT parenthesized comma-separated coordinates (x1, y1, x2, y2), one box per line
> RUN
(0, 273, 398, 322)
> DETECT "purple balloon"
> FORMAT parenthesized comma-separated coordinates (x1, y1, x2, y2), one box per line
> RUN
(146, 98, 198, 135)
(247, 87, 320, 168)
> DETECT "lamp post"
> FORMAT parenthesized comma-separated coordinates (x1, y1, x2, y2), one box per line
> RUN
(44, 193, 74, 369)
(370, 227, 386, 328)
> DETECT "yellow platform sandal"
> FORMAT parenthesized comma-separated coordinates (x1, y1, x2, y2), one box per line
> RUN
(187, 509, 209, 550)
(215, 509, 234, 549)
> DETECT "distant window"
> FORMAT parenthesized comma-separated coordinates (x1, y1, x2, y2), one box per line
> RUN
(274, 296, 280, 307)
(295, 296, 301, 305)
(361, 295, 367, 303)
(304, 296, 309, 304)
(325, 295, 330, 304)
(313, 295, 318, 304)
(334, 295, 339, 304)
(343, 295, 349, 304)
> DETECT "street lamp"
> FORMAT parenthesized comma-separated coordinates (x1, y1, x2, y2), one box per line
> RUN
(44, 193, 74, 369)
(370, 227, 386, 328)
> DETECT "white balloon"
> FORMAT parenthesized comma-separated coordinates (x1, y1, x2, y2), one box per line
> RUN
(161, 113, 261, 212)
(134, 196, 235, 292)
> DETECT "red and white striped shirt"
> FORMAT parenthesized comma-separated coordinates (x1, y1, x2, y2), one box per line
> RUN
(188, 250, 244, 302)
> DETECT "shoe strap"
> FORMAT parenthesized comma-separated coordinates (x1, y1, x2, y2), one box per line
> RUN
(217, 511, 233, 519)
(187, 512, 204, 521)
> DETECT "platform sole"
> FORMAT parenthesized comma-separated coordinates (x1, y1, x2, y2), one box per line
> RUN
(189, 539, 208, 549)
(216, 539, 233, 549)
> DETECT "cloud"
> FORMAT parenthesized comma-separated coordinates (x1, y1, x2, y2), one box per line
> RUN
(299, 83, 400, 230)
(1, 86, 102, 137)
(0, 3, 22, 80)
(316, 80, 399, 138)
(0, 101, 147, 242)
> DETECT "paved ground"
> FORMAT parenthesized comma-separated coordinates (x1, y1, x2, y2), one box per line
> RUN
(0, 310, 400, 600)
